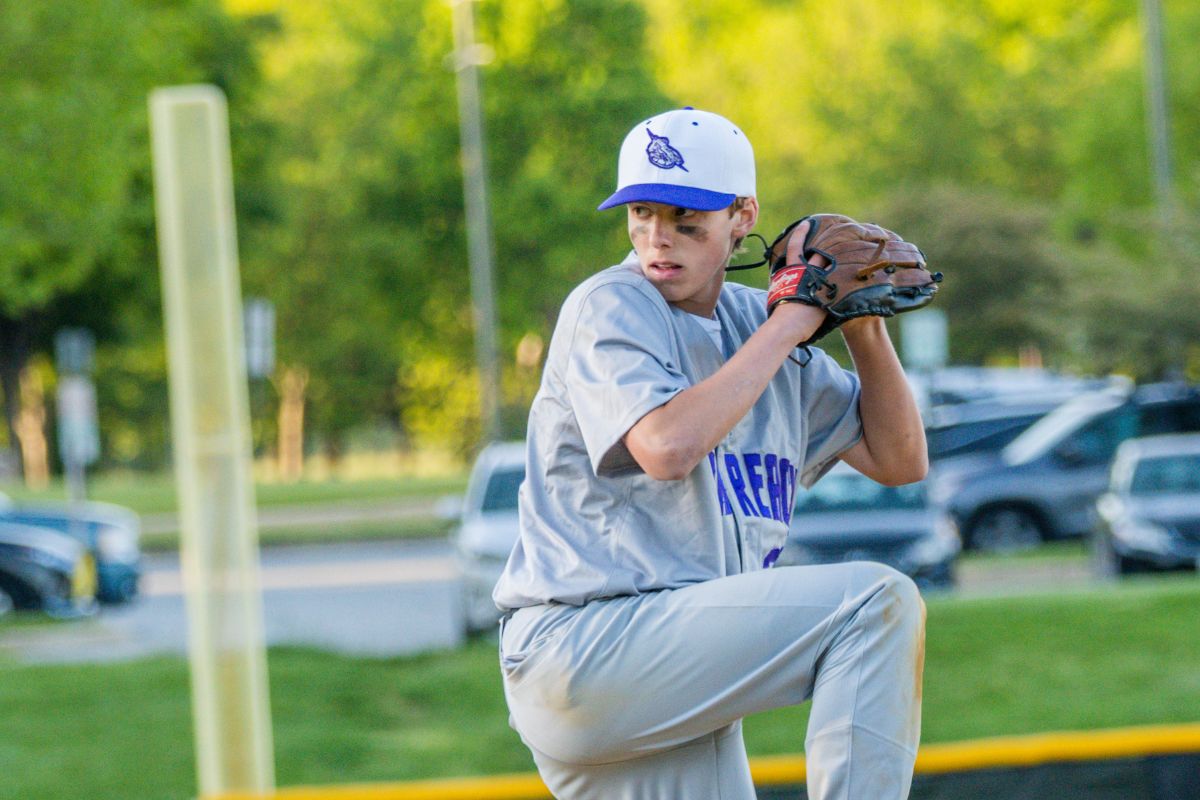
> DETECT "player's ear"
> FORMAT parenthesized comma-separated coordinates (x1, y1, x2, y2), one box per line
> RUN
(732, 197, 759, 238)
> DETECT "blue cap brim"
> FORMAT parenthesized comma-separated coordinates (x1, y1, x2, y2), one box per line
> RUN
(597, 183, 737, 212)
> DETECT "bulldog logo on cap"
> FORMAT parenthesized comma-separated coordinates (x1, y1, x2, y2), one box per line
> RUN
(644, 129, 688, 172)
(597, 108, 754, 211)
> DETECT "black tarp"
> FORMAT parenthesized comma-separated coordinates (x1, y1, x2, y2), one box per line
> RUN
(755, 754, 1200, 800)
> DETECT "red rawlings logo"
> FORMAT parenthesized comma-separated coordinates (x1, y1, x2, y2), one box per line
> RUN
(768, 265, 807, 309)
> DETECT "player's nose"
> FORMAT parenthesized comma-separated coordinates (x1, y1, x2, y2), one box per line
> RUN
(648, 213, 674, 248)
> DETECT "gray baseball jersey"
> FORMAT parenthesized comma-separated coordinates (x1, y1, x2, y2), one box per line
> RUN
(492, 252, 862, 613)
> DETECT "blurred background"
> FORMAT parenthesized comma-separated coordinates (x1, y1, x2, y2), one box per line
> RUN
(1, 1, 1198, 798)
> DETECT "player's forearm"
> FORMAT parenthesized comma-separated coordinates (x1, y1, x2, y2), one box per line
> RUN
(841, 318, 928, 485)
(625, 305, 823, 480)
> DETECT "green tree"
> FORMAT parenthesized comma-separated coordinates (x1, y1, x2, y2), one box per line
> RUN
(638, 0, 1199, 378)
(871, 185, 1073, 366)
(0, 0, 148, 454)
(641, 0, 1148, 213)
(0, 0, 271, 470)
(249, 0, 459, 460)
(1070, 208, 1200, 381)
(255, 0, 668, 458)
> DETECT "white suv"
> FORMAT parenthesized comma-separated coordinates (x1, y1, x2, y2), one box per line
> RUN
(450, 441, 526, 635)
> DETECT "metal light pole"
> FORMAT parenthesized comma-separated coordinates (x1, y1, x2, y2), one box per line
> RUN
(1139, 0, 1173, 214)
(449, 0, 501, 446)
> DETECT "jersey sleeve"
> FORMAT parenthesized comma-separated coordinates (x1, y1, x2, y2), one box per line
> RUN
(565, 281, 689, 476)
(798, 352, 863, 487)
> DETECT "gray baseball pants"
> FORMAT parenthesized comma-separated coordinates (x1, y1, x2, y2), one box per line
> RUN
(499, 561, 925, 799)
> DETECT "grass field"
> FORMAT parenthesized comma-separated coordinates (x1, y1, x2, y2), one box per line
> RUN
(0, 471, 468, 515)
(1, 576, 1196, 799)
(138, 516, 457, 552)
(958, 539, 1088, 563)
(2, 470, 468, 552)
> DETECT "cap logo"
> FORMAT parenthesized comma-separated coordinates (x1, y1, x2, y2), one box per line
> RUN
(645, 128, 688, 172)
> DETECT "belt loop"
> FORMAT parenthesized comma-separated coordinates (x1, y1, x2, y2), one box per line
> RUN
(497, 609, 515, 655)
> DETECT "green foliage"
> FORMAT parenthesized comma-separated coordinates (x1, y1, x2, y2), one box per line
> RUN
(248, 0, 454, 451)
(5, 0, 1200, 464)
(1071, 207, 1200, 380)
(0, 1, 143, 315)
(255, 0, 667, 455)
(641, 0, 1155, 216)
(639, 0, 1200, 377)
(870, 186, 1075, 366)
(0, 0, 271, 467)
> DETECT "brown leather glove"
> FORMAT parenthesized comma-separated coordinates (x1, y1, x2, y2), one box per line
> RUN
(765, 213, 943, 345)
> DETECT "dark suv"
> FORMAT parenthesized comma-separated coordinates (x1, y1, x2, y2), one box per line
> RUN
(930, 383, 1200, 551)
(926, 397, 1063, 462)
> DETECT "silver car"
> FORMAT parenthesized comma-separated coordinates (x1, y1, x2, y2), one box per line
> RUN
(778, 462, 960, 591)
(1092, 433, 1200, 576)
(451, 441, 526, 635)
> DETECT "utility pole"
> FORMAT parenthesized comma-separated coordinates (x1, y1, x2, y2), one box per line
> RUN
(1139, 0, 1173, 214)
(450, 0, 501, 446)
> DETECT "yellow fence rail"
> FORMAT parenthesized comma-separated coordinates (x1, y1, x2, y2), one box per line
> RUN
(210, 722, 1200, 800)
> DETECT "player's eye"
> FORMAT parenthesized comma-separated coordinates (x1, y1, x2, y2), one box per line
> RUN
(674, 207, 698, 220)
(631, 205, 653, 219)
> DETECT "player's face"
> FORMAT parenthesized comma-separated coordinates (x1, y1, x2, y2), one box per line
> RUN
(627, 199, 757, 316)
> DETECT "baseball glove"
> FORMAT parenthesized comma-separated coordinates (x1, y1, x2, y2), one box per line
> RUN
(765, 213, 942, 345)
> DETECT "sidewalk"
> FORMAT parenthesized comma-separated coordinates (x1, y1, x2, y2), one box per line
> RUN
(139, 496, 441, 535)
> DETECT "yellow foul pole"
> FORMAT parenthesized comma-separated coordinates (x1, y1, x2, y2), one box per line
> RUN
(149, 84, 275, 798)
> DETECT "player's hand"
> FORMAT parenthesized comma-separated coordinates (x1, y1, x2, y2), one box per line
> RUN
(769, 219, 829, 343)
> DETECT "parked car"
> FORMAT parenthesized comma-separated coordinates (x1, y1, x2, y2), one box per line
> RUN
(776, 462, 960, 591)
(910, 366, 1118, 408)
(1092, 434, 1200, 576)
(932, 382, 1200, 551)
(451, 441, 526, 635)
(0, 497, 141, 603)
(0, 521, 97, 617)
(925, 396, 1063, 462)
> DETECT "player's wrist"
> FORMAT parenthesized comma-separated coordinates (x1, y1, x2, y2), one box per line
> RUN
(840, 316, 888, 343)
(767, 301, 826, 343)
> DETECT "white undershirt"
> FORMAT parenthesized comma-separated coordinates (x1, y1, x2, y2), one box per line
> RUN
(690, 313, 724, 354)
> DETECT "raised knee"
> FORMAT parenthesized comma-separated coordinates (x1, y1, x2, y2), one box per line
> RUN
(861, 564, 924, 633)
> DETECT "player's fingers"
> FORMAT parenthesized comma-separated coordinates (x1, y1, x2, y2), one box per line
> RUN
(789, 220, 830, 268)
(786, 220, 811, 266)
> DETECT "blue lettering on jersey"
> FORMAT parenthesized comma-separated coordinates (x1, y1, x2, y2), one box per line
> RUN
(764, 453, 782, 521)
(763, 547, 782, 569)
(712, 450, 800, 525)
(707, 452, 733, 515)
(780, 457, 797, 524)
(723, 454, 758, 516)
(743, 453, 773, 518)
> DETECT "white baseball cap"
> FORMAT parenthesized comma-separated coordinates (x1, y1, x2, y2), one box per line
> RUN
(598, 107, 756, 211)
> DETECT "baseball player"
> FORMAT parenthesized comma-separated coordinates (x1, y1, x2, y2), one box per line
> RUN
(493, 107, 929, 799)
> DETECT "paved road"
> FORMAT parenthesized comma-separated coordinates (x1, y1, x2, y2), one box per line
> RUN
(0, 539, 465, 664)
(955, 556, 1093, 598)
(0, 536, 1097, 665)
